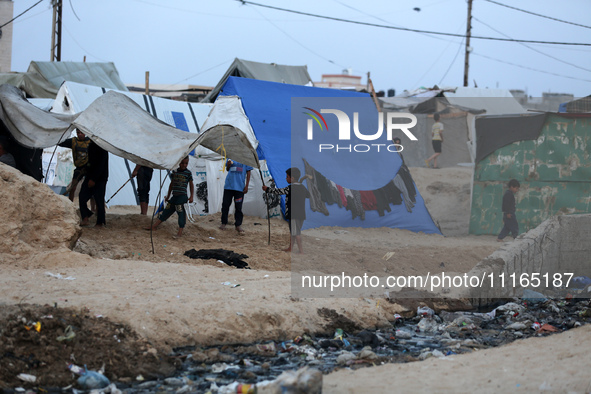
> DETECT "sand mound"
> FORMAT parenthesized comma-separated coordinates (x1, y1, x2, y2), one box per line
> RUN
(0, 164, 80, 261)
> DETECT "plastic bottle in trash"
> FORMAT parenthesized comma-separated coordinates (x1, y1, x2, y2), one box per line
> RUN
(236, 383, 257, 393)
(77, 366, 110, 390)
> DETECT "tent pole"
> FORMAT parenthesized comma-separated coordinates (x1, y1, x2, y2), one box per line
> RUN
(149, 173, 169, 254)
(258, 168, 270, 245)
(105, 177, 132, 204)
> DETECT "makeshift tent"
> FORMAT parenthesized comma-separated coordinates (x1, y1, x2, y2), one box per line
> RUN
(559, 95, 591, 113)
(379, 88, 526, 168)
(195, 95, 283, 219)
(469, 112, 591, 235)
(207, 76, 440, 234)
(48, 81, 212, 207)
(201, 58, 312, 103)
(0, 84, 217, 211)
(443, 87, 526, 116)
(0, 82, 275, 217)
(0, 61, 128, 98)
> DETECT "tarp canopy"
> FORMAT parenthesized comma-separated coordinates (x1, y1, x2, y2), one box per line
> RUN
(195, 96, 278, 219)
(0, 71, 56, 99)
(47, 81, 213, 208)
(474, 113, 547, 163)
(559, 95, 591, 113)
(0, 61, 128, 99)
(0, 83, 203, 170)
(444, 87, 526, 115)
(218, 76, 441, 234)
(201, 58, 312, 103)
(196, 96, 260, 168)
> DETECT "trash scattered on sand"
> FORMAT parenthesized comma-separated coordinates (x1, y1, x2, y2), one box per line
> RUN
(45, 272, 76, 280)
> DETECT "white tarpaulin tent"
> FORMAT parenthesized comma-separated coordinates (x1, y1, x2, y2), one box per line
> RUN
(0, 83, 215, 211)
(1, 82, 278, 218)
(196, 96, 281, 219)
(49, 81, 213, 207)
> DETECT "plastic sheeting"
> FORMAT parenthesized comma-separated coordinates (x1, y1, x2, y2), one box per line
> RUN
(202, 58, 312, 103)
(73, 92, 201, 170)
(218, 77, 441, 234)
(0, 84, 78, 147)
(0, 61, 128, 99)
(196, 96, 259, 168)
(0, 84, 202, 170)
(48, 81, 213, 207)
(197, 96, 282, 219)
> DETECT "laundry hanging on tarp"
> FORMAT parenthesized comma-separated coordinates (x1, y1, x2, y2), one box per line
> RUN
(303, 158, 417, 220)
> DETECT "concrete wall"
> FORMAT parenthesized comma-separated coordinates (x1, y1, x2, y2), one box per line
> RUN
(470, 114, 591, 235)
(466, 214, 591, 307)
(0, 0, 13, 73)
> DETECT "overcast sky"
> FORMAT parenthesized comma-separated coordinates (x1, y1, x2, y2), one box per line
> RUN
(9, 0, 591, 97)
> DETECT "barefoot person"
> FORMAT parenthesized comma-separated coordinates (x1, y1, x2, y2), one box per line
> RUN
(132, 164, 154, 215)
(425, 113, 443, 169)
(263, 167, 310, 253)
(145, 157, 194, 237)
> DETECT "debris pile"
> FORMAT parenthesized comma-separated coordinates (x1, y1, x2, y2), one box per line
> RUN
(1, 291, 589, 393)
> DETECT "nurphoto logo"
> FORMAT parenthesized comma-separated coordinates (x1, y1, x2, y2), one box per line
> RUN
(303, 107, 418, 153)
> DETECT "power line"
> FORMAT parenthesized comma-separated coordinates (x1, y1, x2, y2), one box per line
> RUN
(0, 0, 44, 28)
(251, 6, 346, 70)
(237, 0, 591, 46)
(411, 23, 466, 88)
(472, 52, 591, 83)
(482, 0, 591, 30)
(473, 16, 591, 74)
(63, 25, 109, 62)
(331, 0, 463, 45)
(170, 59, 234, 86)
(440, 35, 465, 85)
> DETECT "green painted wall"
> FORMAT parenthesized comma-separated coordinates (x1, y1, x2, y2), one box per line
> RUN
(470, 114, 591, 235)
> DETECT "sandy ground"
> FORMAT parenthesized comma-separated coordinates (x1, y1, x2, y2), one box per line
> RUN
(1, 163, 589, 392)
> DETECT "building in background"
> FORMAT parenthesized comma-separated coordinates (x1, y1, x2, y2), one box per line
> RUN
(510, 89, 575, 112)
(0, 0, 13, 73)
(314, 68, 368, 92)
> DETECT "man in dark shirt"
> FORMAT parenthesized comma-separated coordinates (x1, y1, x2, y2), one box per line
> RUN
(80, 141, 109, 227)
(497, 179, 520, 242)
(0, 137, 16, 169)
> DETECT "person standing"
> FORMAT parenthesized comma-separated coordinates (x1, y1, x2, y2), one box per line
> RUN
(59, 129, 91, 202)
(425, 113, 443, 169)
(497, 179, 520, 242)
(132, 164, 154, 215)
(220, 159, 252, 234)
(79, 141, 109, 228)
(0, 136, 16, 169)
(263, 167, 310, 253)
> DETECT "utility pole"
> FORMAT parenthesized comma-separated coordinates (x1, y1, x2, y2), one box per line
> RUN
(50, 0, 63, 61)
(463, 0, 473, 87)
(366, 72, 381, 112)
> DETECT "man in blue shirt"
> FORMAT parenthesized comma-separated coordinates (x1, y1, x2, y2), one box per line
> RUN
(220, 159, 252, 233)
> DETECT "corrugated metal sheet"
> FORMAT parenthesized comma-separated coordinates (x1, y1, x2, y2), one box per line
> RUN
(469, 113, 591, 235)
